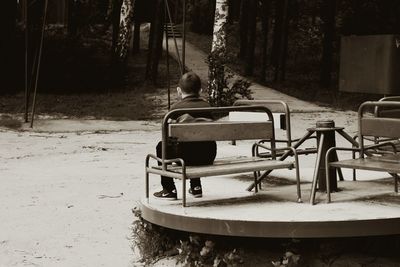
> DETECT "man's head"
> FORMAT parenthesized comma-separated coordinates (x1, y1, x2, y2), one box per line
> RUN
(177, 71, 201, 97)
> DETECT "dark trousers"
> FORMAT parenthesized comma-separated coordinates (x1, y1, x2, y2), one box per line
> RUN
(156, 141, 217, 191)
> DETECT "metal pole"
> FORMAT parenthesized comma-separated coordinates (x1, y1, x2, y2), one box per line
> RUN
(165, 1, 171, 110)
(30, 0, 48, 128)
(165, 0, 183, 75)
(24, 0, 29, 122)
(182, 0, 186, 72)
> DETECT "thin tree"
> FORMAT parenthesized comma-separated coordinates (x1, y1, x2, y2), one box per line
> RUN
(260, 0, 270, 82)
(273, 0, 290, 82)
(208, 0, 228, 106)
(1, 0, 17, 93)
(320, 0, 336, 88)
(227, 0, 241, 24)
(146, 0, 165, 81)
(110, 0, 122, 55)
(271, 0, 283, 67)
(132, 20, 141, 54)
(238, 0, 249, 59)
(244, 0, 257, 76)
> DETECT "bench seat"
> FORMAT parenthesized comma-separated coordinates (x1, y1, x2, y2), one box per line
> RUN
(148, 157, 294, 179)
(330, 155, 400, 174)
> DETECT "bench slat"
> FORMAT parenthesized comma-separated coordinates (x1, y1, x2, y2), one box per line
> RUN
(330, 156, 400, 173)
(362, 117, 400, 139)
(149, 157, 294, 178)
(169, 121, 273, 141)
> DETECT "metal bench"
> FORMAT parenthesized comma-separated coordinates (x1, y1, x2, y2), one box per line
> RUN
(145, 105, 302, 207)
(233, 100, 317, 158)
(325, 101, 400, 203)
(232, 100, 318, 192)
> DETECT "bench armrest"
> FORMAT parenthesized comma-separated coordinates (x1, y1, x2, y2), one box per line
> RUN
(145, 154, 186, 170)
(253, 142, 299, 159)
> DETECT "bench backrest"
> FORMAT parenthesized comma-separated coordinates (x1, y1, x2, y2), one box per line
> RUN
(160, 106, 275, 166)
(361, 117, 400, 139)
(359, 101, 400, 153)
(375, 96, 400, 119)
(169, 121, 273, 141)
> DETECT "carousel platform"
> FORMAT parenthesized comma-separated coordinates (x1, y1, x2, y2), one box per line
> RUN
(141, 169, 400, 238)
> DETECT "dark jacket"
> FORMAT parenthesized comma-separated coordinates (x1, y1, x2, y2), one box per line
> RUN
(170, 95, 214, 120)
(169, 95, 217, 165)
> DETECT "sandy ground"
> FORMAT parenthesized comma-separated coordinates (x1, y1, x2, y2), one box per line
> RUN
(0, 30, 389, 267)
(0, 121, 161, 267)
(0, 107, 363, 267)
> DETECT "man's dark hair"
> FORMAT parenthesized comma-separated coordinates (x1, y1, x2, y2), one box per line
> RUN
(178, 72, 201, 95)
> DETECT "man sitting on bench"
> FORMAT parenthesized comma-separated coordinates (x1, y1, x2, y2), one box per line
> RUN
(153, 72, 217, 199)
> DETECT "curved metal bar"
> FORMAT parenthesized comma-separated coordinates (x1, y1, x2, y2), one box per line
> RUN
(365, 141, 398, 154)
(278, 147, 302, 203)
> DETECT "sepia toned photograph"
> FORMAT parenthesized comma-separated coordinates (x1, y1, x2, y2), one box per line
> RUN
(1, 0, 399, 266)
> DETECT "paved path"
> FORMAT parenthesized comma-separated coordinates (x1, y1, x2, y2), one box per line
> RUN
(164, 38, 330, 113)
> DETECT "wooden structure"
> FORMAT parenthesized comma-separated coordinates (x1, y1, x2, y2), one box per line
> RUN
(325, 101, 400, 203)
(145, 105, 302, 207)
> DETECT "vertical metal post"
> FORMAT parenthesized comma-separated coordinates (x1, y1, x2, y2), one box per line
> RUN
(310, 133, 324, 205)
(30, 0, 49, 128)
(24, 0, 29, 122)
(165, 0, 183, 75)
(182, 0, 186, 73)
(165, 1, 171, 110)
(316, 124, 337, 192)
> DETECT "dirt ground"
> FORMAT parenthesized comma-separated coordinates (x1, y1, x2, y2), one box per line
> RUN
(0, 121, 160, 266)
(1, 106, 399, 266)
(1, 27, 399, 266)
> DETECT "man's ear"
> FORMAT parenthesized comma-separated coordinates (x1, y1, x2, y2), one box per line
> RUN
(177, 87, 182, 95)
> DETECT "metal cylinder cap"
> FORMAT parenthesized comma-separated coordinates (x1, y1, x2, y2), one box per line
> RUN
(316, 120, 335, 128)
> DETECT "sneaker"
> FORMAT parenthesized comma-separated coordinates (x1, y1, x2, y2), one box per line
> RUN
(189, 186, 202, 198)
(153, 189, 177, 200)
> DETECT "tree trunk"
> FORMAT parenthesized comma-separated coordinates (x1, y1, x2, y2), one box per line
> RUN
(115, 0, 135, 61)
(260, 0, 270, 82)
(1, 0, 18, 92)
(280, 0, 290, 82)
(145, 0, 165, 81)
(238, 0, 248, 59)
(208, 0, 229, 106)
(132, 21, 140, 54)
(244, 0, 257, 76)
(174, 0, 180, 23)
(271, 0, 283, 66)
(227, 0, 240, 24)
(67, 0, 78, 37)
(274, 0, 290, 82)
(111, 0, 122, 55)
(320, 0, 336, 88)
(229, 0, 241, 23)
